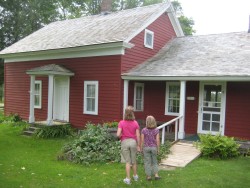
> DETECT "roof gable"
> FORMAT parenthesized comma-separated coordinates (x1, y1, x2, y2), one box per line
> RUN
(0, 2, 183, 57)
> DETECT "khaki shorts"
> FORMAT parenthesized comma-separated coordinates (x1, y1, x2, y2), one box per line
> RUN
(121, 138, 137, 164)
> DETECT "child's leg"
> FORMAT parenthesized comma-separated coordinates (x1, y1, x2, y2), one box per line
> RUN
(132, 162, 137, 175)
(151, 147, 159, 177)
(125, 162, 131, 179)
(143, 147, 152, 178)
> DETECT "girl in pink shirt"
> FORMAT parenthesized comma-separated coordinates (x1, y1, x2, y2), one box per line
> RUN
(117, 106, 140, 185)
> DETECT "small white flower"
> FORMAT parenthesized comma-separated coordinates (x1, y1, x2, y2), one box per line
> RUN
(58, 174, 62, 176)
(21, 167, 25, 170)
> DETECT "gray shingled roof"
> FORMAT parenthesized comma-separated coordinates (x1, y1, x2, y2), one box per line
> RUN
(0, 2, 171, 55)
(122, 32, 250, 79)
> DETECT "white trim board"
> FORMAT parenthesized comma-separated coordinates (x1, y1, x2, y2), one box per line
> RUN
(2, 42, 133, 63)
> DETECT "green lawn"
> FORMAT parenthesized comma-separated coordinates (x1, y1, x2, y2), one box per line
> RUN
(0, 124, 249, 188)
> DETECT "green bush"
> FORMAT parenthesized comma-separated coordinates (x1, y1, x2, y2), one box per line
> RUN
(35, 124, 74, 138)
(61, 123, 121, 165)
(0, 113, 22, 124)
(198, 134, 240, 159)
(0, 113, 29, 128)
(158, 141, 171, 162)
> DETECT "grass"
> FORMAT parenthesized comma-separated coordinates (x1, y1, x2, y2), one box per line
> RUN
(0, 124, 250, 188)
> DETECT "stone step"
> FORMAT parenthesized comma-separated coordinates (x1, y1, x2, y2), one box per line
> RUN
(23, 126, 41, 136)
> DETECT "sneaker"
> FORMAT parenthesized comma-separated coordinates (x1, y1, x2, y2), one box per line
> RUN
(155, 176, 161, 180)
(123, 178, 131, 185)
(133, 175, 139, 181)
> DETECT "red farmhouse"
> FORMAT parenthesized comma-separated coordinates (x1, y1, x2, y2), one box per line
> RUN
(0, 2, 250, 140)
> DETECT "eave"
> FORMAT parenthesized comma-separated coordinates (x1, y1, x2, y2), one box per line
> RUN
(1, 41, 134, 63)
(121, 75, 250, 82)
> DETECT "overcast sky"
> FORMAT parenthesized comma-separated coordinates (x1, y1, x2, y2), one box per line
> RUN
(177, 0, 250, 35)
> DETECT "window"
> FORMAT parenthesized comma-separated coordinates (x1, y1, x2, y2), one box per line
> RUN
(165, 82, 180, 115)
(34, 80, 42, 109)
(84, 81, 98, 115)
(134, 83, 144, 111)
(144, 29, 154, 49)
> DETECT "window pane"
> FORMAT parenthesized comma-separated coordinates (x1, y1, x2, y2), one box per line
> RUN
(87, 85, 95, 97)
(202, 122, 210, 131)
(146, 33, 152, 46)
(87, 85, 95, 111)
(35, 84, 40, 93)
(212, 114, 220, 122)
(35, 95, 40, 106)
(167, 83, 180, 114)
(87, 98, 95, 111)
(136, 100, 142, 111)
(203, 113, 210, 121)
(211, 122, 220, 131)
(136, 87, 142, 99)
(34, 82, 41, 108)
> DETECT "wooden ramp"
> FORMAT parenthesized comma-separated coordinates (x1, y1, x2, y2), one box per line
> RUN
(160, 141, 201, 168)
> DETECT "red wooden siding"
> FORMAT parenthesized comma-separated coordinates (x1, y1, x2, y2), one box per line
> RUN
(184, 82, 199, 134)
(4, 63, 48, 120)
(4, 55, 124, 128)
(225, 82, 250, 139)
(128, 81, 199, 134)
(121, 13, 176, 73)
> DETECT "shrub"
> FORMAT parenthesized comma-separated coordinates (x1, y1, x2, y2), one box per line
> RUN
(198, 134, 240, 159)
(60, 123, 121, 165)
(103, 121, 118, 128)
(35, 124, 74, 138)
(0, 113, 22, 124)
(158, 141, 171, 162)
(0, 113, 29, 128)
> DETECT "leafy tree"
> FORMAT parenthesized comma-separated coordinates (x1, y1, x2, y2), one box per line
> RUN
(0, 0, 59, 50)
(171, 0, 195, 35)
(0, 0, 59, 86)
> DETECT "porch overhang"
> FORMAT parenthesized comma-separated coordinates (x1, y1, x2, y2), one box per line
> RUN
(26, 64, 75, 76)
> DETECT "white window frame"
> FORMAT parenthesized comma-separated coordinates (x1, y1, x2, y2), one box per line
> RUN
(144, 29, 154, 49)
(34, 80, 42, 109)
(84, 81, 99, 115)
(165, 82, 180, 116)
(134, 83, 144, 111)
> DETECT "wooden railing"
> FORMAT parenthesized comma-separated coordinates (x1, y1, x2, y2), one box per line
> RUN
(157, 115, 183, 144)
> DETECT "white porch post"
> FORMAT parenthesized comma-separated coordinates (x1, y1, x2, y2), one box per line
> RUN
(29, 75, 35, 123)
(178, 81, 186, 139)
(123, 80, 129, 115)
(47, 75, 54, 125)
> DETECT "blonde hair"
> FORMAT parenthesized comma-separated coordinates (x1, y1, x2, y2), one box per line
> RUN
(124, 106, 135, 120)
(146, 115, 157, 129)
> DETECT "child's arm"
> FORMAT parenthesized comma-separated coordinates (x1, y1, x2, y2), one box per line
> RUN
(116, 127, 122, 138)
(136, 129, 141, 152)
(156, 133, 160, 153)
(140, 133, 144, 151)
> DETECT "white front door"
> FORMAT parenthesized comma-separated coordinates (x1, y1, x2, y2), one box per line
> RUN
(53, 77, 69, 122)
(198, 82, 226, 135)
